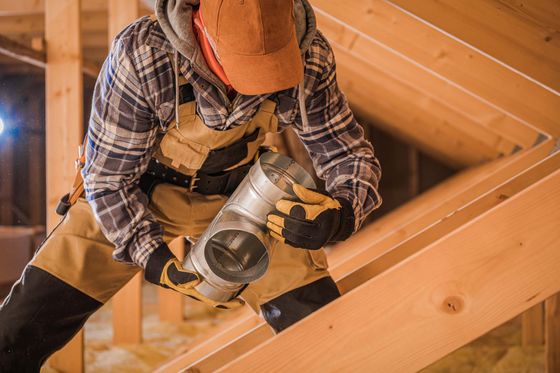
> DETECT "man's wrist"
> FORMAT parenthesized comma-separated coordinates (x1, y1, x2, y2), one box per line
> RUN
(145, 243, 176, 285)
(331, 197, 355, 242)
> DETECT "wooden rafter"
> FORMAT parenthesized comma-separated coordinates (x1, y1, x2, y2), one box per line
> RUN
(0, 34, 100, 77)
(311, 7, 552, 167)
(314, 0, 560, 139)
(156, 140, 557, 372)
(220, 165, 560, 372)
(388, 0, 560, 92)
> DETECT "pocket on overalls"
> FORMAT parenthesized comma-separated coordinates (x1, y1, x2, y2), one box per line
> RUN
(159, 128, 210, 170)
(306, 249, 329, 271)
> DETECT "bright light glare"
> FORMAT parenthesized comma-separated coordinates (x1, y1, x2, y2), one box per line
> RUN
(0, 117, 4, 136)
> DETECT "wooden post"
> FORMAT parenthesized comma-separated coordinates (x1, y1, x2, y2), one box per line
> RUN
(112, 272, 143, 344)
(546, 293, 560, 373)
(522, 303, 545, 346)
(108, 0, 139, 45)
(158, 238, 186, 323)
(107, 0, 143, 345)
(45, 0, 84, 372)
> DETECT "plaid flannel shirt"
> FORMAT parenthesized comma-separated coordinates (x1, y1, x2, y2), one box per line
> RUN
(83, 17, 382, 268)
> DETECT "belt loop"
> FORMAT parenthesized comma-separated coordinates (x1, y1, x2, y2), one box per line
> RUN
(188, 173, 200, 192)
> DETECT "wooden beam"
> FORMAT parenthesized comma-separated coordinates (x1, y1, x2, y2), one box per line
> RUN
(313, 0, 560, 137)
(546, 293, 560, 373)
(388, 0, 560, 92)
(317, 12, 541, 152)
(497, 0, 560, 30)
(0, 12, 108, 36)
(45, 1, 84, 371)
(221, 167, 560, 372)
(154, 311, 262, 373)
(523, 303, 545, 346)
(331, 141, 554, 282)
(156, 142, 555, 372)
(108, 0, 139, 45)
(0, 0, 107, 16)
(0, 34, 100, 77)
(334, 45, 517, 168)
(337, 150, 560, 294)
(112, 272, 143, 344)
(0, 34, 46, 68)
(108, 0, 142, 346)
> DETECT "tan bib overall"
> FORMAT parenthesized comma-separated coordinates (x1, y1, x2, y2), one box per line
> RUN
(31, 84, 331, 311)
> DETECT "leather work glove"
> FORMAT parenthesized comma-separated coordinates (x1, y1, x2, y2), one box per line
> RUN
(145, 244, 244, 309)
(266, 184, 355, 250)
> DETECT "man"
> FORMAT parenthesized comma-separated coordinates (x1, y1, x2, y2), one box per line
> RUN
(0, 0, 381, 371)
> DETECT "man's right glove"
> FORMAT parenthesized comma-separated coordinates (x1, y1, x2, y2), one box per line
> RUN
(145, 243, 200, 293)
(145, 243, 245, 310)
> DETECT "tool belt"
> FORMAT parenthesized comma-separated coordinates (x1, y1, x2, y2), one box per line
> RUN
(56, 142, 271, 216)
(138, 157, 254, 198)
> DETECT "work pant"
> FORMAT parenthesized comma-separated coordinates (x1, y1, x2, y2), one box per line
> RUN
(0, 183, 340, 372)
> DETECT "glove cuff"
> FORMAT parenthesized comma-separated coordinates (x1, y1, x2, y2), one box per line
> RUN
(331, 197, 355, 242)
(145, 243, 175, 285)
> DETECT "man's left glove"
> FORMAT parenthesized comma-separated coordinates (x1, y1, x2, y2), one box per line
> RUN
(145, 244, 244, 309)
(266, 184, 355, 250)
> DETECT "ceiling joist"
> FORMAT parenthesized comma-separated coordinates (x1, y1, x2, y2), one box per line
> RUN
(0, 34, 100, 78)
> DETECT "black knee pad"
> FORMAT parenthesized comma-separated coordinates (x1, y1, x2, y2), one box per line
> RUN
(260, 276, 341, 333)
(0, 266, 102, 373)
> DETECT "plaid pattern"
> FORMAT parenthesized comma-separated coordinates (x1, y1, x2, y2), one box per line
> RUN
(83, 17, 382, 268)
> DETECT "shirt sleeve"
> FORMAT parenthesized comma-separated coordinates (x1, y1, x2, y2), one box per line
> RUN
(294, 32, 382, 231)
(82, 30, 164, 268)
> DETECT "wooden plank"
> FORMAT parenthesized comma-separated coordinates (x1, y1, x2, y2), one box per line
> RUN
(154, 310, 259, 373)
(317, 12, 541, 150)
(221, 168, 560, 373)
(0, 0, 151, 16)
(331, 140, 554, 279)
(188, 324, 274, 373)
(112, 272, 143, 344)
(336, 150, 560, 294)
(108, 0, 142, 346)
(0, 0, 107, 15)
(108, 0, 139, 45)
(156, 142, 555, 372)
(388, 0, 560, 91)
(522, 303, 545, 346)
(0, 12, 108, 35)
(0, 34, 100, 77)
(45, 1, 84, 370)
(334, 46, 516, 167)
(0, 34, 46, 68)
(158, 238, 185, 323)
(313, 0, 560, 137)
(546, 293, 560, 373)
(497, 0, 560, 30)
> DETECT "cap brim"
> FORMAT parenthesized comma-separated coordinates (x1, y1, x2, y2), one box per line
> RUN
(218, 32, 304, 96)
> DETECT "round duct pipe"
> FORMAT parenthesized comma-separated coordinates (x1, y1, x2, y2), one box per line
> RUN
(183, 152, 316, 302)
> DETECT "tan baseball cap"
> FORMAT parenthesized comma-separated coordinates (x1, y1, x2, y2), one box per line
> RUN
(200, 0, 303, 95)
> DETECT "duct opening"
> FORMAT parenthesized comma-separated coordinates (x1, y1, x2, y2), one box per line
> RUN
(204, 229, 269, 284)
